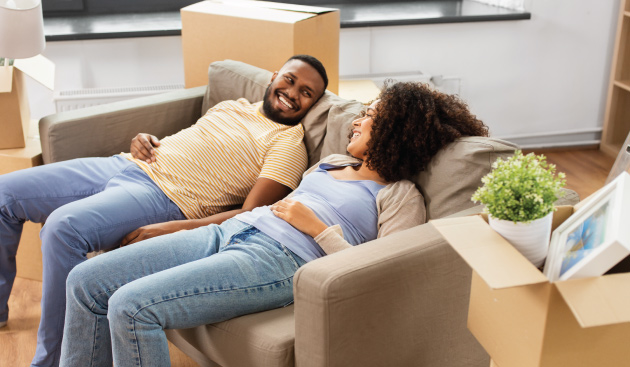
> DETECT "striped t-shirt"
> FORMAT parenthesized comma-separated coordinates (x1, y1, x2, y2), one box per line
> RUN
(122, 98, 308, 219)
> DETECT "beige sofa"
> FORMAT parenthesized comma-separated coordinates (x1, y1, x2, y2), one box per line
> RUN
(39, 60, 578, 367)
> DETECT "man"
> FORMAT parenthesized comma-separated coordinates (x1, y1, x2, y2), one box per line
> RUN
(0, 54, 328, 367)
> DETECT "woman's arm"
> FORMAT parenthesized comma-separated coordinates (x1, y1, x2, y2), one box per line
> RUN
(376, 182, 427, 238)
(270, 199, 327, 238)
(270, 199, 352, 255)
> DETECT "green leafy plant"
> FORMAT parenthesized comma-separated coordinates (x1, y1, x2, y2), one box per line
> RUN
(472, 150, 566, 223)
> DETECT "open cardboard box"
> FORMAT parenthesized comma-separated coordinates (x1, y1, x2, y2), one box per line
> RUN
(181, 0, 340, 93)
(432, 206, 630, 367)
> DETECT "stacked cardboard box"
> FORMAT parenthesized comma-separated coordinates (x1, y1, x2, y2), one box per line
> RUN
(181, 0, 340, 93)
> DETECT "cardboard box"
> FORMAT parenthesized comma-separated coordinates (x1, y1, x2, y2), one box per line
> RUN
(0, 55, 54, 149)
(0, 121, 44, 281)
(0, 132, 43, 176)
(432, 207, 630, 367)
(181, 0, 340, 93)
(16, 221, 44, 282)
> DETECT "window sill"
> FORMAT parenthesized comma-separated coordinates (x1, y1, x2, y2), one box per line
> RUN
(43, 0, 530, 41)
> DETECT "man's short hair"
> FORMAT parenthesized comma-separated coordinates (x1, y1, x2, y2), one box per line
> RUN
(286, 54, 329, 93)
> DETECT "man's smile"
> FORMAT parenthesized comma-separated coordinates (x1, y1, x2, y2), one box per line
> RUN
(277, 92, 296, 111)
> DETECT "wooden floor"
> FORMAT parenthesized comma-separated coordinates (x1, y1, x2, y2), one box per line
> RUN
(523, 148, 615, 200)
(0, 149, 615, 367)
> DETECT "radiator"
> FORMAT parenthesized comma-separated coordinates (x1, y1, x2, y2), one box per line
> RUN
(53, 84, 185, 112)
(341, 72, 461, 96)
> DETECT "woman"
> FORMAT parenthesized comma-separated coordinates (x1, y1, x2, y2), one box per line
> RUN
(60, 82, 488, 366)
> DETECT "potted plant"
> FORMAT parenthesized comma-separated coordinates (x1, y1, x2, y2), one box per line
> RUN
(472, 150, 566, 267)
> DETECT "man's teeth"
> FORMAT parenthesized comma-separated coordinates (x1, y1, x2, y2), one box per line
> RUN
(279, 95, 293, 109)
(352, 132, 360, 138)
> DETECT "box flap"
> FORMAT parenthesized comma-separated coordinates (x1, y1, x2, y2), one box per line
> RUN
(0, 65, 13, 93)
(211, 0, 337, 15)
(183, 1, 315, 23)
(14, 55, 55, 90)
(431, 216, 548, 289)
(555, 273, 630, 327)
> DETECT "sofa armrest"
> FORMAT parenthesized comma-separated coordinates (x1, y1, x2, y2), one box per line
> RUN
(39, 86, 206, 164)
(293, 222, 488, 367)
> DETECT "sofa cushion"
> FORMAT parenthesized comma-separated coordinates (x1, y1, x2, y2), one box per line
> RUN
(166, 306, 296, 367)
(416, 136, 518, 220)
(319, 102, 366, 159)
(203, 60, 363, 167)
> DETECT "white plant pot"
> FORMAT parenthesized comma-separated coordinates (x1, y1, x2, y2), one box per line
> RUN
(488, 211, 553, 268)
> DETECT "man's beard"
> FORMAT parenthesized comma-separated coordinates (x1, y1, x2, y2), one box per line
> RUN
(261, 85, 302, 126)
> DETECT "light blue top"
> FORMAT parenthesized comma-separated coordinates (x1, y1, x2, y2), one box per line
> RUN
(235, 162, 385, 262)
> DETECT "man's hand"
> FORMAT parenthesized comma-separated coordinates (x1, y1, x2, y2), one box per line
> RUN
(130, 133, 161, 164)
(121, 221, 187, 246)
(271, 199, 328, 238)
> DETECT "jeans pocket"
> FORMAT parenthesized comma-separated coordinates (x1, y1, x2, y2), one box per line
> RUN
(278, 243, 306, 271)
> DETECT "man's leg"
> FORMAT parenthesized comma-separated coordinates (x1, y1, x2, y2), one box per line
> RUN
(32, 160, 185, 367)
(0, 156, 139, 327)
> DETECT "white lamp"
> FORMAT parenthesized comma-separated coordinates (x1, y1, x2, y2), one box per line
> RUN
(0, 0, 45, 61)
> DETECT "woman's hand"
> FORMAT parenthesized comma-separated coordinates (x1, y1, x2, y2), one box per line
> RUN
(271, 199, 328, 238)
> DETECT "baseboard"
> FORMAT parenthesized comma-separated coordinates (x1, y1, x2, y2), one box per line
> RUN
(496, 127, 602, 150)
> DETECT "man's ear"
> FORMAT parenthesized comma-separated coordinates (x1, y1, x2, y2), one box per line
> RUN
(269, 71, 279, 85)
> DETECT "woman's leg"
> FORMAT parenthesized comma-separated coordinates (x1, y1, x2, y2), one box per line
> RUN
(60, 220, 243, 367)
(61, 222, 305, 367)
(33, 158, 185, 367)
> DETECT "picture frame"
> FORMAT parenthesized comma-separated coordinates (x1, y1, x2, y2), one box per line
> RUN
(543, 172, 630, 282)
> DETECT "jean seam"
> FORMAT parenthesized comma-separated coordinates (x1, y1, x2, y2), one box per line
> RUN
(129, 275, 295, 320)
(90, 315, 99, 366)
(132, 318, 141, 366)
(278, 243, 302, 270)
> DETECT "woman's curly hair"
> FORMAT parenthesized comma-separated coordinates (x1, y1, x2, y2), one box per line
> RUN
(358, 82, 489, 182)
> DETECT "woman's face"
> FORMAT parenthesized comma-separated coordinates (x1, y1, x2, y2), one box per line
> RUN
(347, 100, 379, 160)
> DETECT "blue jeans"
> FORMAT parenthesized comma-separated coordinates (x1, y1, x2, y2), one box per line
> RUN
(59, 219, 306, 367)
(0, 156, 185, 367)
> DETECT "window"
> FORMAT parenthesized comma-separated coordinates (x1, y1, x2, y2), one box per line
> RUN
(42, 0, 199, 16)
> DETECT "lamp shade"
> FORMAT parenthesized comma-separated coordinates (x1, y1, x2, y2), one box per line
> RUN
(0, 0, 45, 59)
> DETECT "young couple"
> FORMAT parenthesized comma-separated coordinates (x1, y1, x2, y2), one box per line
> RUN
(0, 54, 487, 366)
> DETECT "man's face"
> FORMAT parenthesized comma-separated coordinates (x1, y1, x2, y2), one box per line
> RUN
(261, 59, 326, 126)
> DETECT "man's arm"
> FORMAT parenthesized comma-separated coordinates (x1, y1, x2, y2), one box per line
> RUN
(121, 177, 292, 246)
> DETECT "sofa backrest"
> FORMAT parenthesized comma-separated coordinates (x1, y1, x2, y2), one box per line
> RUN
(205, 60, 519, 220)
(417, 136, 518, 219)
(204, 60, 363, 167)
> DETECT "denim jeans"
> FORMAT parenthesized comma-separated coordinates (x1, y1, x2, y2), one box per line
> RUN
(60, 219, 306, 367)
(0, 155, 185, 367)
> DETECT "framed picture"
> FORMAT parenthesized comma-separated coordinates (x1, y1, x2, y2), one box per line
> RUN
(543, 172, 630, 282)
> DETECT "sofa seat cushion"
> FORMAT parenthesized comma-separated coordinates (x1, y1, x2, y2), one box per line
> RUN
(166, 306, 296, 367)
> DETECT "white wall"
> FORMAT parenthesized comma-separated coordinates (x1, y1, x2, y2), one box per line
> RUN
(28, 0, 619, 148)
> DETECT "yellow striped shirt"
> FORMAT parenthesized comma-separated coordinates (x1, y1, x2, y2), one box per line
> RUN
(123, 98, 308, 219)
